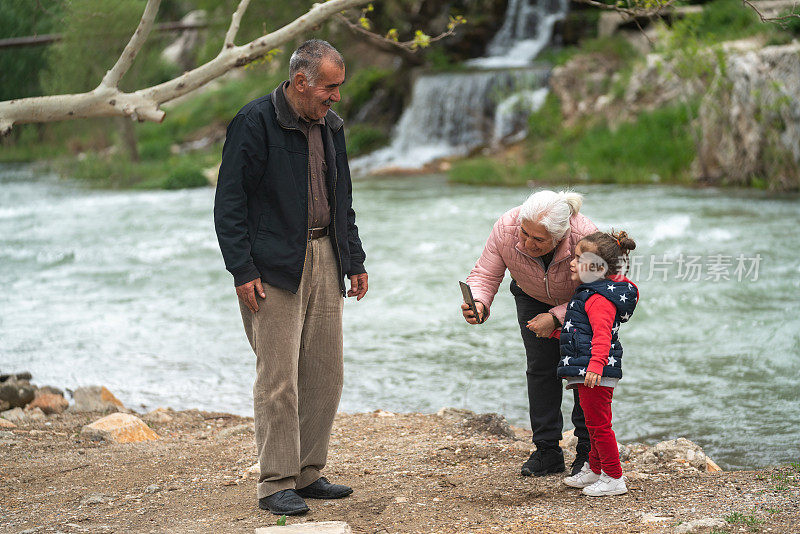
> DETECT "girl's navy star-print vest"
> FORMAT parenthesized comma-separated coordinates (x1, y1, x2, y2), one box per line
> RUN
(556, 277, 638, 386)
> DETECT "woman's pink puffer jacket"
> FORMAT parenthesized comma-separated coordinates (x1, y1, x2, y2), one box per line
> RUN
(466, 206, 598, 323)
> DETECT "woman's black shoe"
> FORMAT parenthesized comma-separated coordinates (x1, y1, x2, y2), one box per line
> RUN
(570, 442, 591, 476)
(521, 446, 565, 476)
(258, 489, 309, 515)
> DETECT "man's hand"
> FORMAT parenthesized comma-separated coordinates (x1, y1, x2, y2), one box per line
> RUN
(461, 301, 486, 325)
(236, 278, 266, 313)
(584, 371, 601, 388)
(526, 312, 557, 337)
(348, 273, 368, 300)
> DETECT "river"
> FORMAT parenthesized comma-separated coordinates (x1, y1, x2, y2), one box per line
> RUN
(1, 163, 798, 470)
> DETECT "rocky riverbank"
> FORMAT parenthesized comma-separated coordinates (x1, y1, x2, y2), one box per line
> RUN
(2, 380, 799, 533)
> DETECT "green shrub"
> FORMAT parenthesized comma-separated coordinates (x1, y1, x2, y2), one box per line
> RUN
(161, 161, 208, 189)
(346, 125, 389, 157)
(138, 138, 172, 160)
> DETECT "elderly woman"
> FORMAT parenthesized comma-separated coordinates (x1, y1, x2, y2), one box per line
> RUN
(462, 190, 597, 477)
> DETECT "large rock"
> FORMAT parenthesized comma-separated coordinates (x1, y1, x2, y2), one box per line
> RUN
(81, 413, 159, 443)
(0, 379, 36, 408)
(69, 386, 125, 413)
(255, 522, 352, 534)
(695, 42, 800, 190)
(27, 392, 69, 415)
(651, 438, 709, 470)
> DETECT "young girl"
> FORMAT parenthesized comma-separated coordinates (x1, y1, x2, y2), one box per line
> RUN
(553, 230, 638, 496)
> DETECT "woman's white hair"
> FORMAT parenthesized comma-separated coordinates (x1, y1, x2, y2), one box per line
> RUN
(518, 190, 583, 245)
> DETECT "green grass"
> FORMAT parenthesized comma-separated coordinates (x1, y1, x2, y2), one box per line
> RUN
(725, 511, 763, 532)
(450, 93, 696, 187)
(663, 0, 800, 50)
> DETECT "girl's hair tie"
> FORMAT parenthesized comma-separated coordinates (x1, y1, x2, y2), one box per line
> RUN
(615, 238, 621, 247)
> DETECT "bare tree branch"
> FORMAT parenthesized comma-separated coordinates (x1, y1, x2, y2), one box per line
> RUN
(336, 14, 423, 65)
(223, 0, 252, 50)
(0, 0, 372, 136)
(99, 0, 161, 90)
(572, 0, 679, 18)
(335, 11, 462, 65)
(742, 0, 800, 22)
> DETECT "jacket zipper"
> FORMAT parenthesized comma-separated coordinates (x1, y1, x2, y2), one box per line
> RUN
(329, 147, 345, 295)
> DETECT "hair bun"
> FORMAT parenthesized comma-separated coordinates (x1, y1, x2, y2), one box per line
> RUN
(613, 230, 636, 253)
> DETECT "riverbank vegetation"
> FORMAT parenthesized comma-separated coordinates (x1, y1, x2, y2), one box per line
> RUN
(450, 94, 697, 186)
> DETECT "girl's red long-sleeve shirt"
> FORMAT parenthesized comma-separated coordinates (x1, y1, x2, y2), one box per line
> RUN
(550, 295, 617, 376)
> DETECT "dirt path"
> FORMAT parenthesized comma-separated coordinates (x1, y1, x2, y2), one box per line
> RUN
(1, 409, 798, 533)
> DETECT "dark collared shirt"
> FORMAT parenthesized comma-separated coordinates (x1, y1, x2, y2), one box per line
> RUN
(281, 83, 330, 229)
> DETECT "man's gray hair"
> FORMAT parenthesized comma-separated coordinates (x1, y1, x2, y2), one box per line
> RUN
(289, 39, 344, 85)
(518, 190, 584, 245)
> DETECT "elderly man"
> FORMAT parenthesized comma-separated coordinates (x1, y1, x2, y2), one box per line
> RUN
(462, 190, 597, 478)
(214, 39, 368, 516)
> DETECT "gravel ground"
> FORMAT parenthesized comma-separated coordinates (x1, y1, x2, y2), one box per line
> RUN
(1, 409, 798, 533)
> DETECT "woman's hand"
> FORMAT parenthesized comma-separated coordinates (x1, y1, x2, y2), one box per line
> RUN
(461, 301, 486, 324)
(584, 371, 601, 388)
(526, 312, 557, 337)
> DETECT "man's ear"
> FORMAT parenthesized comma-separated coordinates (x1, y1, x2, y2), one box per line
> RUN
(293, 72, 308, 93)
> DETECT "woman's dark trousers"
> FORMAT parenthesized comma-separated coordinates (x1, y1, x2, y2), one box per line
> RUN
(511, 280, 590, 450)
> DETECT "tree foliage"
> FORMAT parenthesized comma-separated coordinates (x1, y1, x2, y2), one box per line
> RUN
(40, 0, 178, 96)
(0, 0, 63, 101)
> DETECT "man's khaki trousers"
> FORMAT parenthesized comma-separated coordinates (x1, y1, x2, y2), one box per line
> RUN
(239, 236, 344, 499)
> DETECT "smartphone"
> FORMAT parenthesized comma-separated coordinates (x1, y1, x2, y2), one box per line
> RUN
(459, 281, 483, 324)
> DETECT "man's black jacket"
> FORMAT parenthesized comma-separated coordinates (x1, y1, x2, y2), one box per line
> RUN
(214, 82, 366, 293)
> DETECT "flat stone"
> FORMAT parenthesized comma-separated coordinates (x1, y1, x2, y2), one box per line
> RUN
(27, 392, 69, 415)
(255, 521, 352, 533)
(80, 493, 108, 506)
(144, 484, 161, 494)
(0, 417, 16, 428)
(70, 386, 125, 413)
(2, 407, 25, 422)
(0, 430, 15, 439)
(25, 407, 46, 421)
(143, 407, 173, 424)
(674, 518, 726, 533)
(436, 407, 474, 421)
(81, 413, 159, 443)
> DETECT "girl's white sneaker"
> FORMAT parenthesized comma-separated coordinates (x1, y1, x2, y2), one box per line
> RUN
(581, 473, 628, 496)
(562, 462, 600, 488)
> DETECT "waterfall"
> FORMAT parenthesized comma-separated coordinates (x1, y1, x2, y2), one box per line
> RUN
(468, 0, 569, 69)
(350, 0, 568, 175)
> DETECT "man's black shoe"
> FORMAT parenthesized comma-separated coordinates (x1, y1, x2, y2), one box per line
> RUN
(570, 442, 591, 476)
(258, 489, 309, 515)
(296, 477, 353, 499)
(521, 446, 565, 476)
